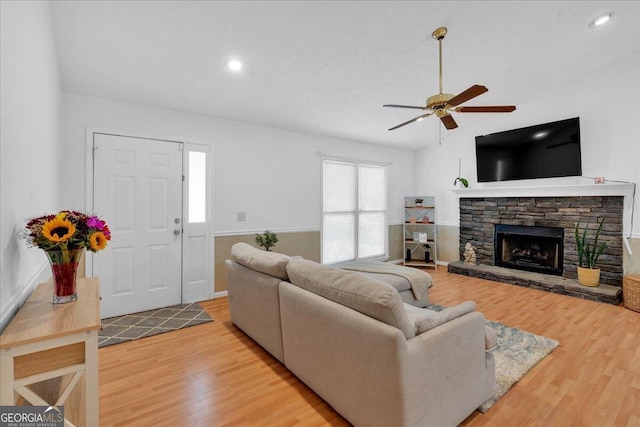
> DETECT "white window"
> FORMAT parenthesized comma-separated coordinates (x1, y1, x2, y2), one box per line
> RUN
(322, 159, 387, 264)
(183, 144, 214, 302)
(187, 151, 207, 223)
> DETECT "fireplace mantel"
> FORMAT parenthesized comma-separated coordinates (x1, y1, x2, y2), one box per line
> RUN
(452, 182, 634, 199)
(452, 183, 635, 236)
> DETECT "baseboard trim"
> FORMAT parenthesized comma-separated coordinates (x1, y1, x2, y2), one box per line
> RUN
(0, 262, 49, 333)
(215, 227, 319, 237)
(389, 259, 449, 266)
(214, 290, 228, 299)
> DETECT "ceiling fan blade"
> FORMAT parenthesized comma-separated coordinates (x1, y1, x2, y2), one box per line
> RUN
(454, 106, 516, 113)
(388, 113, 433, 131)
(383, 104, 428, 110)
(440, 114, 458, 130)
(447, 85, 488, 107)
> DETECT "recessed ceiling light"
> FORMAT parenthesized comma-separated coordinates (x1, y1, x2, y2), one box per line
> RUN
(589, 11, 614, 28)
(227, 59, 243, 72)
(533, 131, 549, 139)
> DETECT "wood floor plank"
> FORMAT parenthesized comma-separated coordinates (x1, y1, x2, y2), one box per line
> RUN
(99, 268, 640, 426)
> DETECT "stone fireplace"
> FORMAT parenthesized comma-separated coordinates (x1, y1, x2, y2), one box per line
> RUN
(448, 194, 626, 304)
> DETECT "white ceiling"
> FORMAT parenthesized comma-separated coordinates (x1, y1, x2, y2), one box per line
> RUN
(49, 1, 640, 150)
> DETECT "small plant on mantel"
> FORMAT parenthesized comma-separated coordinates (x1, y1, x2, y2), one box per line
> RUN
(255, 230, 278, 251)
(574, 218, 607, 287)
(453, 177, 469, 188)
(454, 158, 469, 188)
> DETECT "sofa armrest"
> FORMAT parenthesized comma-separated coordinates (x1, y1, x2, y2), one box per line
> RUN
(401, 311, 495, 427)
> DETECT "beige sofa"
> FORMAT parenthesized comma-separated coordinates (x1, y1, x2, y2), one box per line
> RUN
(225, 243, 496, 427)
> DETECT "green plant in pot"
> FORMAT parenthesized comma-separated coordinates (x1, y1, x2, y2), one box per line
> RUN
(453, 177, 469, 188)
(574, 218, 607, 287)
(255, 230, 278, 251)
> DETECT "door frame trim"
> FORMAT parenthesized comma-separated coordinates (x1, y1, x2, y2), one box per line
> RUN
(84, 127, 216, 302)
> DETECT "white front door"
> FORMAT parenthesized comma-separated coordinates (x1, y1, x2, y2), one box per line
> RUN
(93, 133, 184, 318)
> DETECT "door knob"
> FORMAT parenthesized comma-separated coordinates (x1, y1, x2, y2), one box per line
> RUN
(174, 229, 181, 236)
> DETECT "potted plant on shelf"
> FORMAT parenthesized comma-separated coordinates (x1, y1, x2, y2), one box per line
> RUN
(255, 230, 278, 251)
(414, 198, 424, 207)
(453, 177, 469, 188)
(575, 218, 607, 287)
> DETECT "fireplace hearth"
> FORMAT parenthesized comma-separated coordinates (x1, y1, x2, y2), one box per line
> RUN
(447, 261, 622, 305)
(495, 224, 563, 276)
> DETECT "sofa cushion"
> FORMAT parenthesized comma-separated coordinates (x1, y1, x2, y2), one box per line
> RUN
(406, 302, 496, 349)
(286, 259, 416, 339)
(403, 303, 437, 335)
(231, 242, 290, 281)
(414, 301, 477, 334)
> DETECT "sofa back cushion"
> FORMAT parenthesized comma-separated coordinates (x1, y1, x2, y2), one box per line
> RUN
(286, 259, 415, 339)
(231, 242, 290, 280)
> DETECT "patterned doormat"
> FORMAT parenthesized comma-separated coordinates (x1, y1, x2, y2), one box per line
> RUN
(426, 303, 559, 413)
(99, 303, 213, 348)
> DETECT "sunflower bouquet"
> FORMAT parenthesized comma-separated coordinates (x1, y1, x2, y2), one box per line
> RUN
(23, 211, 111, 259)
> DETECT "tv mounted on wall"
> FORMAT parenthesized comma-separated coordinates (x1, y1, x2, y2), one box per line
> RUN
(475, 117, 582, 183)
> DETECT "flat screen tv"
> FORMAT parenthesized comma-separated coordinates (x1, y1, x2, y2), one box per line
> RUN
(475, 117, 582, 183)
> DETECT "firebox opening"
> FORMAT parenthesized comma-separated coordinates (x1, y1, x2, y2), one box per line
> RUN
(494, 224, 564, 276)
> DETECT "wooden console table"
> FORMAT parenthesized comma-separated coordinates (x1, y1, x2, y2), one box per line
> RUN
(0, 277, 100, 427)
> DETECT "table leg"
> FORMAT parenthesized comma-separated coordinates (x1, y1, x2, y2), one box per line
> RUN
(85, 331, 99, 427)
(0, 349, 16, 405)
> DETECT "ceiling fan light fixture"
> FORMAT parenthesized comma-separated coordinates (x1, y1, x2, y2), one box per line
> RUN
(589, 11, 614, 27)
(383, 27, 516, 132)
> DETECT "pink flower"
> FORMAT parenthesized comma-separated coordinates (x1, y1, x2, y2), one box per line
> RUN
(86, 216, 106, 230)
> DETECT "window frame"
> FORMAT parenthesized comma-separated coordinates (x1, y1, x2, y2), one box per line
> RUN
(321, 157, 388, 265)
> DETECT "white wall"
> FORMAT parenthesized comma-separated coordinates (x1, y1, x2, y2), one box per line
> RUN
(60, 94, 416, 235)
(416, 53, 640, 236)
(0, 1, 62, 329)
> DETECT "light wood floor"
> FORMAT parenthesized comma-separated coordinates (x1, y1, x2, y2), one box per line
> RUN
(99, 269, 640, 426)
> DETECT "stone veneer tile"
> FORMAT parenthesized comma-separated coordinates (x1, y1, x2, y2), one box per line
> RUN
(459, 196, 623, 287)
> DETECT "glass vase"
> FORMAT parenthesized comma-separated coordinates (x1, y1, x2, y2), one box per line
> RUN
(44, 248, 84, 304)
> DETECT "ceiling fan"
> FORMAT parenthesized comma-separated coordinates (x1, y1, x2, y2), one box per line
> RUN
(384, 27, 516, 131)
